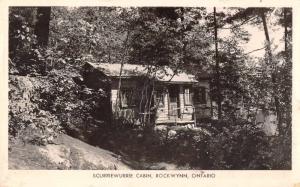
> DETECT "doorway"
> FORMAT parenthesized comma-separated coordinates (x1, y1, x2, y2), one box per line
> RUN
(168, 85, 180, 118)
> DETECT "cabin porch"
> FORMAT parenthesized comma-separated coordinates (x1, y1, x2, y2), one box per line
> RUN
(154, 83, 211, 126)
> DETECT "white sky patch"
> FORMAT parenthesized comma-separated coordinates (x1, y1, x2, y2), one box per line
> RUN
(213, 7, 285, 58)
(240, 20, 284, 58)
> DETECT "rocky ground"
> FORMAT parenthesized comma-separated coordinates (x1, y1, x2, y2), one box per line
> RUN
(9, 133, 131, 170)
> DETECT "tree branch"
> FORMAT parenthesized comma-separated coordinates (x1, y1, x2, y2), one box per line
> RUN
(245, 46, 266, 55)
(219, 16, 256, 30)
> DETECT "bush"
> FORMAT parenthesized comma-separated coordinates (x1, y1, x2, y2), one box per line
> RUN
(8, 63, 109, 145)
(9, 75, 62, 145)
(205, 119, 291, 169)
(83, 117, 291, 170)
(36, 67, 109, 141)
(9, 7, 45, 76)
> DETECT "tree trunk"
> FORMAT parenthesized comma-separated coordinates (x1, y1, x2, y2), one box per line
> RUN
(35, 7, 51, 47)
(260, 10, 283, 134)
(284, 8, 288, 53)
(283, 8, 292, 135)
(213, 7, 222, 120)
(115, 30, 130, 110)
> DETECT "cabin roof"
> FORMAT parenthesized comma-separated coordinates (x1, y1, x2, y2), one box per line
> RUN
(86, 62, 209, 83)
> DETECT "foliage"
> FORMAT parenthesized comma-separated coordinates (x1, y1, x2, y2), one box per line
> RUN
(9, 66, 109, 145)
(36, 67, 109, 141)
(129, 8, 211, 69)
(9, 7, 110, 145)
(9, 7, 53, 76)
(9, 75, 62, 145)
(151, 119, 290, 169)
(205, 119, 291, 169)
(9, 7, 37, 58)
(227, 7, 292, 133)
(49, 7, 133, 67)
(206, 120, 268, 169)
(87, 119, 290, 169)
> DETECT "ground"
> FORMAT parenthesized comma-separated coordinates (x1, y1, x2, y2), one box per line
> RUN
(9, 132, 197, 170)
(9, 134, 131, 170)
(9, 133, 186, 170)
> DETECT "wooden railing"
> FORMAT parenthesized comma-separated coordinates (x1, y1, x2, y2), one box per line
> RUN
(138, 105, 211, 126)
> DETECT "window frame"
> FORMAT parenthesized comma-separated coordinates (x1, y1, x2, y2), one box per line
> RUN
(155, 90, 165, 108)
(184, 87, 192, 106)
(120, 88, 135, 108)
(194, 87, 207, 105)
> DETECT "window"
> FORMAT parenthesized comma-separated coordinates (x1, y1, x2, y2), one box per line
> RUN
(168, 85, 179, 103)
(156, 91, 165, 107)
(194, 87, 206, 104)
(120, 89, 135, 108)
(184, 88, 192, 105)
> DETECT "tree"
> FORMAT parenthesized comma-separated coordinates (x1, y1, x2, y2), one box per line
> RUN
(9, 7, 37, 60)
(213, 7, 222, 119)
(200, 8, 252, 120)
(35, 7, 51, 47)
(258, 9, 283, 132)
(114, 8, 139, 114)
(9, 7, 47, 75)
(276, 8, 292, 132)
(49, 7, 127, 66)
(227, 8, 291, 134)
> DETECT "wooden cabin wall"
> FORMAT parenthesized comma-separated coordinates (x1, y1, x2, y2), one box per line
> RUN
(179, 85, 194, 121)
(110, 78, 148, 124)
(110, 79, 118, 112)
(111, 79, 134, 123)
(155, 86, 169, 123)
(193, 81, 211, 120)
(155, 84, 194, 123)
(109, 78, 211, 125)
(155, 81, 212, 124)
(83, 62, 212, 125)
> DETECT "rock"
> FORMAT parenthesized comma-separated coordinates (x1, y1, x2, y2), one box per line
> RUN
(154, 125, 167, 131)
(168, 130, 177, 137)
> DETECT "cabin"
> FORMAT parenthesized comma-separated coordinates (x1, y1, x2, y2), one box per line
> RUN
(82, 62, 211, 126)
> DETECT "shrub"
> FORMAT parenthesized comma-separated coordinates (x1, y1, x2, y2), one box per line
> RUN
(205, 119, 291, 169)
(36, 67, 109, 141)
(9, 75, 62, 145)
(8, 64, 109, 145)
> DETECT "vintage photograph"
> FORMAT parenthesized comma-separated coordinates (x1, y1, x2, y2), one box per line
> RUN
(8, 6, 292, 170)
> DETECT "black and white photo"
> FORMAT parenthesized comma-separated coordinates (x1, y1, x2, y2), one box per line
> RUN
(7, 6, 292, 170)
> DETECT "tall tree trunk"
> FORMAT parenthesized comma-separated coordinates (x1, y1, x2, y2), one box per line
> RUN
(283, 8, 292, 134)
(260, 10, 283, 134)
(214, 7, 222, 119)
(115, 30, 130, 110)
(284, 8, 288, 53)
(35, 7, 51, 47)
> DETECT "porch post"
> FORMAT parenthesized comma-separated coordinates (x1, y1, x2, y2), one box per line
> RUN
(179, 85, 184, 119)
